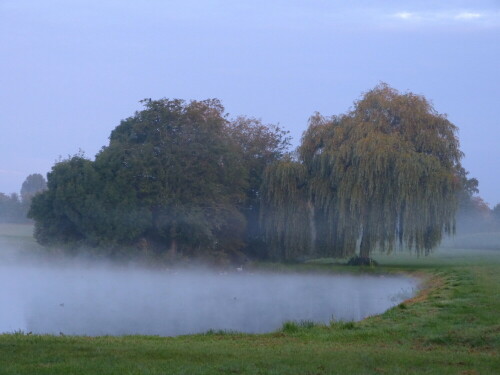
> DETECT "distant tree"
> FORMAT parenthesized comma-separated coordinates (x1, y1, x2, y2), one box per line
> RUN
(493, 204, 500, 228)
(455, 166, 479, 212)
(0, 193, 25, 223)
(452, 167, 497, 233)
(21, 173, 47, 203)
(262, 84, 464, 262)
(456, 195, 496, 233)
(19, 173, 47, 219)
(468, 197, 491, 217)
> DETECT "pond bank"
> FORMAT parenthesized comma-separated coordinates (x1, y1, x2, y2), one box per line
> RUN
(1, 256, 499, 374)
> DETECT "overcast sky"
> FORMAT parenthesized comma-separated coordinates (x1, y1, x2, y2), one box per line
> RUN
(1, 1, 499, 206)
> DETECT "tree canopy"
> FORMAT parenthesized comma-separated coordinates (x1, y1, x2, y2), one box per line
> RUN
(226, 116, 291, 257)
(262, 84, 465, 261)
(29, 99, 289, 261)
(28, 86, 475, 263)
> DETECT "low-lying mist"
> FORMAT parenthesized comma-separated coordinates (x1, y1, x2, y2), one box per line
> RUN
(0, 250, 417, 336)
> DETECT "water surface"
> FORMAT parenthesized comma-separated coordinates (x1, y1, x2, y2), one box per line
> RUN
(0, 259, 417, 336)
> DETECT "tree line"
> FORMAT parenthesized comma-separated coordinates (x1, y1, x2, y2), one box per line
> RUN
(24, 84, 500, 262)
(0, 174, 47, 223)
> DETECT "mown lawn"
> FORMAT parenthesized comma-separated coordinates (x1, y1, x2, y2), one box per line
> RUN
(0, 224, 499, 374)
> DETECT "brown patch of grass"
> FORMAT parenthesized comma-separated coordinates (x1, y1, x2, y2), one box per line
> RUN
(404, 272, 445, 306)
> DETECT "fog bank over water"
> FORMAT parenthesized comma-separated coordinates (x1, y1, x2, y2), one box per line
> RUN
(0, 255, 417, 336)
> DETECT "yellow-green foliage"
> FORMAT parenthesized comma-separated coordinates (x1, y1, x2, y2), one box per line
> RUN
(262, 84, 463, 260)
(260, 159, 312, 260)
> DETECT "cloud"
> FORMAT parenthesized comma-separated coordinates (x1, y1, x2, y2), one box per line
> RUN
(390, 9, 497, 25)
(394, 12, 414, 20)
(455, 12, 482, 20)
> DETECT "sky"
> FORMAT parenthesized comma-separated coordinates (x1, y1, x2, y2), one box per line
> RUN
(1, 0, 499, 206)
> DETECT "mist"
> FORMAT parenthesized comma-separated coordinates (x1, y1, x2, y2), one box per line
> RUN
(0, 251, 417, 336)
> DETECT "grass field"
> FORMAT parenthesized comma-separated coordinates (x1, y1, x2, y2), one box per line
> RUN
(0, 224, 499, 374)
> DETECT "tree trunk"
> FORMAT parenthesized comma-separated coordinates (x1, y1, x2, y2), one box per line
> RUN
(308, 200, 316, 256)
(169, 237, 177, 257)
(346, 228, 376, 266)
(359, 225, 371, 260)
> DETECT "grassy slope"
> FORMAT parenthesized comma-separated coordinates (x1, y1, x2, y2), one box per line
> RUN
(0, 224, 499, 374)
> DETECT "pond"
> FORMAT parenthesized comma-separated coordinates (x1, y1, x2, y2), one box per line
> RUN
(0, 260, 418, 336)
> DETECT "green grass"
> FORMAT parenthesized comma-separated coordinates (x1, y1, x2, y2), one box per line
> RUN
(1, 223, 499, 374)
(0, 223, 43, 258)
(0, 222, 34, 238)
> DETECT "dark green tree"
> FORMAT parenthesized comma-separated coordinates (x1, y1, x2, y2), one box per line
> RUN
(94, 98, 248, 256)
(29, 154, 108, 246)
(29, 98, 290, 260)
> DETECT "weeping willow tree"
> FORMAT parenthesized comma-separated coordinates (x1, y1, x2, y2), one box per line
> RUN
(262, 84, 463, 261)
(260, 158, 312, 260)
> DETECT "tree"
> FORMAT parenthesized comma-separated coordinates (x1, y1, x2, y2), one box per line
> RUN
(260, 157, 311, 260)
(493, 204, 500, 228)
(226, 116, 291, 257)
(0, 173, 46, 224)
(262, 84, 464, 262)
(21, 173, 47, 203)
(29, 154, 111, 246)
(453, 167, 497, 233)
(20, 173, 47, 219)
(0, 193, 25, 223)
(30, 98, 252, 258)
(95, 98, 248, 256)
